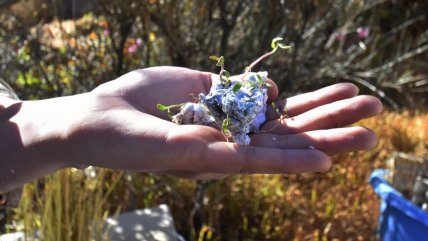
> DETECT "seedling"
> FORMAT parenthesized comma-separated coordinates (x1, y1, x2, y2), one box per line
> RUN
(209, 55, 231, 87)
(222, 116, 231, 136)
(156, 103, 183, 118)
(243, 37, 291, 78)
(157, 37, 291, 145)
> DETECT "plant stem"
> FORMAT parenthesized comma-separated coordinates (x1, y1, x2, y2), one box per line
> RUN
(244, 48, 277, 75)
(219, 69, 225, 86)
(166, 104, 183, 110)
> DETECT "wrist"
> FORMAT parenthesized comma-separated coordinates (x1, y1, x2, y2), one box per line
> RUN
(13, 94, 93, 167)
(0, 94, 92, 192)
(0, 89, 94, 192)
(0, 98, 63, 191)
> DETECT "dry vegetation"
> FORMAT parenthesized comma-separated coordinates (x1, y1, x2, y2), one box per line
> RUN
(1, 0, 427, 240)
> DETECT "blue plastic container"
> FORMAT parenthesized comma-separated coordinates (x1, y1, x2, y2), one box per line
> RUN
(370, 169, 428, 241)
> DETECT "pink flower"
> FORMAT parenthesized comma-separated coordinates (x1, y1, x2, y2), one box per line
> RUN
(128, 44, 138, 54)
(103, 28, 110, 36)
(357, 27, 370, 39)
(335, 30, 346, 42)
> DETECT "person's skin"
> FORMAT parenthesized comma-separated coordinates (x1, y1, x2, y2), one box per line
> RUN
(0, 66, 382, 192)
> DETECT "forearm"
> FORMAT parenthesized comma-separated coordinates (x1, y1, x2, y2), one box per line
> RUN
(0, 95, 84, 193)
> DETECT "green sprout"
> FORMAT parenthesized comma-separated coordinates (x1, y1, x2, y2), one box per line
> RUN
(232, 82, 242, 93)
(243, 81, 258, 90)
(158, 37, 290, 127)
(256, 74, 264, 88)
(156, 103, 183, 118)
(244, 37, 292, 76)
(210, 55, 230, 87)
(210, 37, 290, 91)
(232, 75, 270, 93)
(221, 116, 231, 136)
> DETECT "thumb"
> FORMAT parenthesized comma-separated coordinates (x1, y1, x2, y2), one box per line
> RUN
(266, 78, 279, 103)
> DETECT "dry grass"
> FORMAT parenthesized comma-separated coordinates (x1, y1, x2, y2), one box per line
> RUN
(10, 169, 123, 241)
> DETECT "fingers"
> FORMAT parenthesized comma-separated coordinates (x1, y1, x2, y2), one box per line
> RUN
(251, 126, 377, 155)
(266, 83, 359, 120)
(194, 142, 332, 174)
(266, 79, 279, 103)
(153, 171, 229, 180)
(262, 95, 383, 134)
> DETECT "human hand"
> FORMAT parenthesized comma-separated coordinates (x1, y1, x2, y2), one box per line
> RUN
(65, 66, 382, 179)
(0, 66, 383, 191)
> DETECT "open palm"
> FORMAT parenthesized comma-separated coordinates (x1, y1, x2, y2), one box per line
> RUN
(67, 66, 382, 179)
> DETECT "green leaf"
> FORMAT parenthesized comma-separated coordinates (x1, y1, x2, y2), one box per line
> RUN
(218, 56, 225, 66)
(209, 55, 225, 66)
(277, 43, 292, 49)
(271, 37, 284, 49)
(224, 70, 230, 81)
(156, 104, 169, 110)
(220, 70, 231, 87)
(271, 37, 292, 50)
(256, 74, 264, 87)
(222, 117, 231, 134)
(209, 55, 219, 61)
(233, 82, 242, 93)
(244, 81, 257, 89)
(264, 83, 273, 88)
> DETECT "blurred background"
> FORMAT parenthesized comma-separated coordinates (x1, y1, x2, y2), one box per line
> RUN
(0, 0, 427, 240)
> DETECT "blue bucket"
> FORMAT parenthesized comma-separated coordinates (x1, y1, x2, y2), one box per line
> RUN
(370, 169, 428, 241)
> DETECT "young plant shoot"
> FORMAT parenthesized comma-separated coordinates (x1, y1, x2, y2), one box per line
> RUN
(158, 38, 291, 145)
